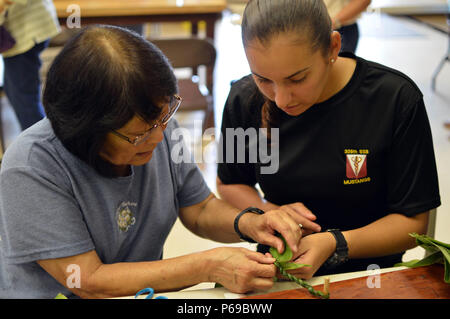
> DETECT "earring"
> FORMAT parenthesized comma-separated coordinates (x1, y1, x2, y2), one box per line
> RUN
(331, 58, 335, 63)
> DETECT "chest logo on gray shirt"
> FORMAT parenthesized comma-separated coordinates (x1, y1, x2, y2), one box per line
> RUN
(116, 201, 137, 232)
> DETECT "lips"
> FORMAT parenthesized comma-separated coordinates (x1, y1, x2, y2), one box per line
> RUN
(285, 103, 301, 109)
(137, 150, 153, 157)
(281, 103, 302, 114)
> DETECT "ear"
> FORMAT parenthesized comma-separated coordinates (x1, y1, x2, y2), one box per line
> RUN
(329, 31, 341, 61)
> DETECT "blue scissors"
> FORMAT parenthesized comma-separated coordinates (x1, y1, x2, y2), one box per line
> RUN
(134, 287, 168, 299)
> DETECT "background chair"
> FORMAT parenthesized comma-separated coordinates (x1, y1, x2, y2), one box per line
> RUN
(150, 37, 217, 133)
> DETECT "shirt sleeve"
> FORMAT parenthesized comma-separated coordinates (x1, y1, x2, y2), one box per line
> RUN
(0, 166, 95, 264)
(217, 78, 259, 187)
(387, 94, 441, 216)
(164, 120, 211, 208)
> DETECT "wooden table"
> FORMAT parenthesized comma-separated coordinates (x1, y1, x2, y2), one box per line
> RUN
(54, 0, 227, 40)
(244, 265, 450, 299)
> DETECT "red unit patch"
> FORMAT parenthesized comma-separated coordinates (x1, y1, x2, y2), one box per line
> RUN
(346, 154, 367, 179)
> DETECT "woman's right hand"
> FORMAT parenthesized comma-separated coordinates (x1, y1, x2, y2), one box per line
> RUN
(207, 247, 276, 294)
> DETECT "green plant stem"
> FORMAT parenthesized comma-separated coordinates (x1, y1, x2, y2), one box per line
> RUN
(274, 261, 329, 299)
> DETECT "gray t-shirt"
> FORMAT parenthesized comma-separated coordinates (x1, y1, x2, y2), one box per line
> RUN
(0, 118, 211, 298)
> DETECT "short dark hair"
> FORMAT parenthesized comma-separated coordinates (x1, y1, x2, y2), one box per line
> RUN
(43, 25, 177, 176)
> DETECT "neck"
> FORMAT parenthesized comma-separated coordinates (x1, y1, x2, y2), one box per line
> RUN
(318, 57, 356, 103)
(102, 161, 131, 177)
(114, 165, 131, 177)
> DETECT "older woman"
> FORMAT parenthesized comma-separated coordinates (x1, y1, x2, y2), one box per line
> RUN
(0, 25, 302, 298)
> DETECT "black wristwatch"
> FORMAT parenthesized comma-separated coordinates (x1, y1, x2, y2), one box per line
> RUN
(323, 229, 349, 269)
(234, 207, 265, 243)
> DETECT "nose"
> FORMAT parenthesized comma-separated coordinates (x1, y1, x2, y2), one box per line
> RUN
(152, 125, 165, 144)
(141, 124, 165, 147)
(273, 84, 292, 109)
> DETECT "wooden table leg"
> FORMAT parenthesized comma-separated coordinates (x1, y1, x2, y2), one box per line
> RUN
(204, 15, 218, 40)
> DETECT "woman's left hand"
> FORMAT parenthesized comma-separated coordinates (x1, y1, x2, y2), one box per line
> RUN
(277, 202, 321, 236)
(283, 232, 337, 279)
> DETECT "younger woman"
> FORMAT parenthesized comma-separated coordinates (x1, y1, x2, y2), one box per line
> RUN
(217, 0, 440, 278)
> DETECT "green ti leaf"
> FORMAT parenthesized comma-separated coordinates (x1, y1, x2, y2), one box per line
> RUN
(269, 234, 311, 269)
(428, 243, 450, 283)
(269, 236, 292, 263)
(269, 235, 326, 298)
(395, 251, 443, 268)
(279, 262, 312, 271)
(399, 233, 450, 284)
(410, 233, 450, 249)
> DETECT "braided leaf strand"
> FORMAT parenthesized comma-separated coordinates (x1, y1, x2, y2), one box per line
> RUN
(274, 261, 329, 299)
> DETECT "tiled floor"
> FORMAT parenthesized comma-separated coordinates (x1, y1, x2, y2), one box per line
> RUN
(0, 9, 448, 290)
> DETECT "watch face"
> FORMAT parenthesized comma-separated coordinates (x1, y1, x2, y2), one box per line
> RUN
(324, 253, 338, 268)
(324, 252, 348, 269)
(337, 254, 348, 264)
(330, 253, 340, 264)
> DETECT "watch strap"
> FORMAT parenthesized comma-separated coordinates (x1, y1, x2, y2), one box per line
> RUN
(323, 229, 349, 269)
(234, 207, 265, 243)
(327, 229, 348, 254)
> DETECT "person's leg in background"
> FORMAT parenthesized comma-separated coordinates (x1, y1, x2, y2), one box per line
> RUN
(337, 23, 359, 54)
(3, 40, 49, 130)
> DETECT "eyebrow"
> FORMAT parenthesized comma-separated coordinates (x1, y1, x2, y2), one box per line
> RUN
(123, 109, 169, 135)
(122, 122, 155, 136)
(252, 66, 310, 80)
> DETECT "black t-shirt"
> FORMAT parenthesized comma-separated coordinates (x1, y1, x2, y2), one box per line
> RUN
(218, 52, 441, 275)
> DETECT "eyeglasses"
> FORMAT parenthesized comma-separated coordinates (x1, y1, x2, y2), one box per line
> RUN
(111, 94, 182, 146)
